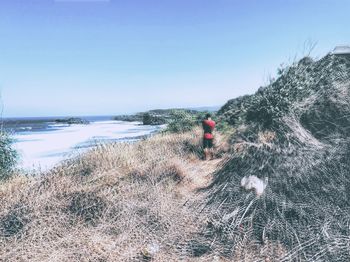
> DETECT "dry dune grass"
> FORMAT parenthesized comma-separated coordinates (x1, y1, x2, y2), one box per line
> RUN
(0, 127, 286, 261)
(0, 129, 235, 262)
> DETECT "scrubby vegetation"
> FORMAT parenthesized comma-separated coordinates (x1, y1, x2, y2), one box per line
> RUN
(0, 131, 17, 180)
(114, 108, 216, 127)
(164, 110, 198, 133)
(164, 110, 227, 134)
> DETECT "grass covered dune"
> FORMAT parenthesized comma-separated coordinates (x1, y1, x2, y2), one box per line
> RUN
(207, 53, 350, 261)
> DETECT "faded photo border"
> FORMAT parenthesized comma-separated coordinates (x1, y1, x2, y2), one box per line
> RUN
(54, 0, 111, 3)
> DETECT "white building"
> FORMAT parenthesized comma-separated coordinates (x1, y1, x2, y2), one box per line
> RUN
(332, 46, 350, 55)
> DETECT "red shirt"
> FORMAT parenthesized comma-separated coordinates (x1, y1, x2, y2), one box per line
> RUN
(202, 119, 215, 139)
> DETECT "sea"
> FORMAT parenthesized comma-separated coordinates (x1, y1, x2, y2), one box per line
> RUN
(3, 116, 164, 171)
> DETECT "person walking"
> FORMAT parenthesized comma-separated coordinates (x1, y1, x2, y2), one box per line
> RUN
(202, 113, 216, 160)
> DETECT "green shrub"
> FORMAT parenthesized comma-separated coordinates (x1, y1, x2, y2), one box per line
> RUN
(0, 132, 17, 180)
(165, 110, 197, 133)
(142, 112, 167, 125)
(215, 120, 232, 133)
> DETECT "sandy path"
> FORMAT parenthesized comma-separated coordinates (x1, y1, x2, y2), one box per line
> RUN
(178, 158, 224, 197)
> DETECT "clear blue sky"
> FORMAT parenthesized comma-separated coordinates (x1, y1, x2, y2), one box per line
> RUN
(0, 0, 349, 117)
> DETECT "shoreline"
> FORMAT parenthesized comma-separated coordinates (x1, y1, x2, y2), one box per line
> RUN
(13, 120, 165, 171)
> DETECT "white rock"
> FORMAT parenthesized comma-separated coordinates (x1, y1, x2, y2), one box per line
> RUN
(142, 242, 160, 257)
(241, 175, 268, 196)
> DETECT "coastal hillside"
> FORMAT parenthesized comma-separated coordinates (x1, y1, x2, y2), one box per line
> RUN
(114, 108, 213, 126)
(208, 53, 350, 260)
(1, 52, 350, 261)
